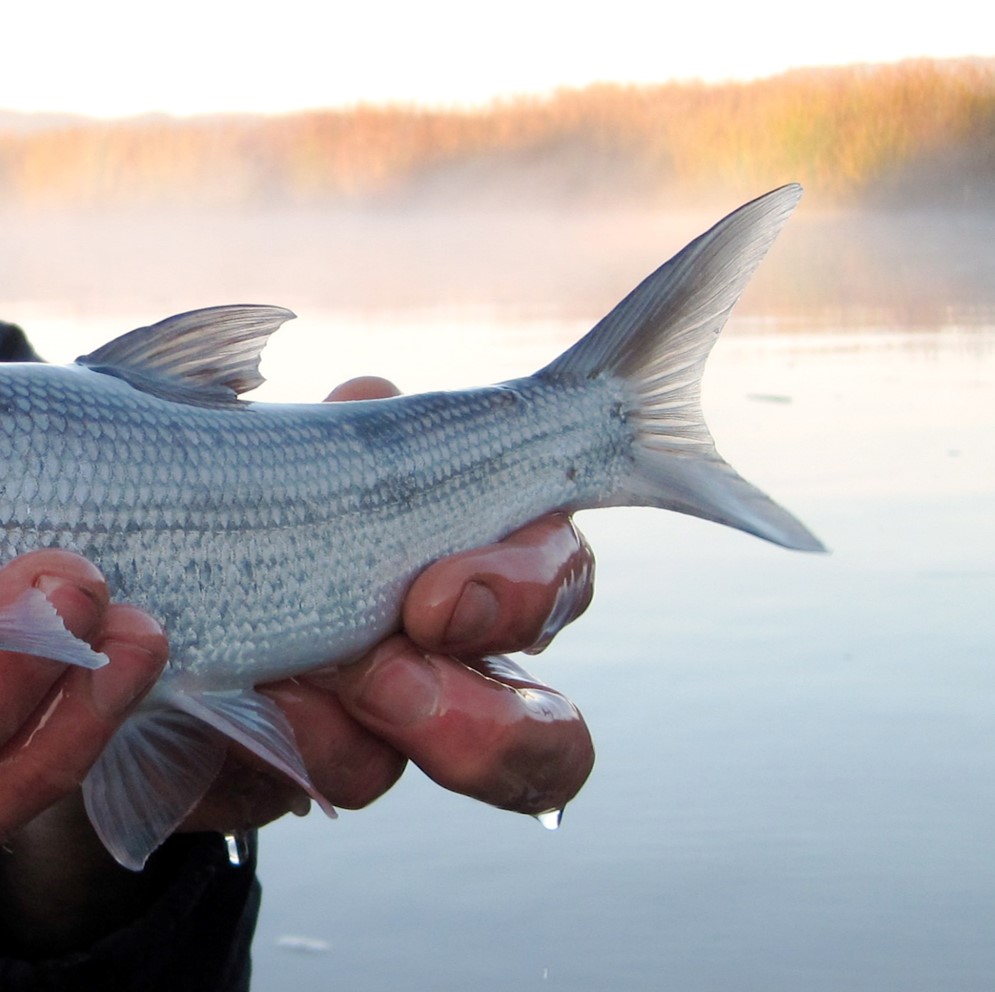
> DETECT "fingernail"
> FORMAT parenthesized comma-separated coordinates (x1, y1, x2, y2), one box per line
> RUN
(443, 581, 498, 648)
(350, 651, 441, 727)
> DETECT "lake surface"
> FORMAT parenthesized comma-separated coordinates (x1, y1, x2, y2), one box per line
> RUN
(2, 204, 993, 989)
(250, 318, 994, 992)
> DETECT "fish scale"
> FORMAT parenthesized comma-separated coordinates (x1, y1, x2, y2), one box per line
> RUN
(0, 185, 823, 868)
(1, 367, 622, 683)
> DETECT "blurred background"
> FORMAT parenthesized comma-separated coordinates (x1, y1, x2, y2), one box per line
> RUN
(2, 3, 993, 989)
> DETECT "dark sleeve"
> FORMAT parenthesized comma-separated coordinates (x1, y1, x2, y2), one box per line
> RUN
(0, 321, 42, 363)
(0, 832, 261, 992)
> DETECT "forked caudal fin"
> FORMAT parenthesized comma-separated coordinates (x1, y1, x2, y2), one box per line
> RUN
(539, 183, 825, 552)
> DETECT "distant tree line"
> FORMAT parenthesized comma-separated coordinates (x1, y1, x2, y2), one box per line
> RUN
(0, 59, 992, 209)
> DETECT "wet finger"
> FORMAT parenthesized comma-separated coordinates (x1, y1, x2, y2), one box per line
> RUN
(265, 679, 407, 808)
(336, 637, 595, 815)
(403, 514, 595, 657)
(0, 551, 111, 742)
(0, 605, 167, 840)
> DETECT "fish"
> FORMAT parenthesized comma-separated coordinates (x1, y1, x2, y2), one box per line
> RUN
(0, 184, 823, 870)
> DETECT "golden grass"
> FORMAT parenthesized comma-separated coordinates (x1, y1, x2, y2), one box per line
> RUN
(1, 59, 992, 208)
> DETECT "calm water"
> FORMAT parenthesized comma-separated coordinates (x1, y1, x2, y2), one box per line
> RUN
(247, 319, 995, 992)
(2, 206, 993, 990)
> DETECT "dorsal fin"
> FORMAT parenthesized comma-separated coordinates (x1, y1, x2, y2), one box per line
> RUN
(76, 304, 296, 407)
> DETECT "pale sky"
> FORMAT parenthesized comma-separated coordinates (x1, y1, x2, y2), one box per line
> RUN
(3, 0, 991, 118)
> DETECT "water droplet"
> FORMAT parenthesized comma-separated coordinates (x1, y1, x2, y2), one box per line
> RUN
(224, 830, 252, 866)
(534, 809, 563, 831)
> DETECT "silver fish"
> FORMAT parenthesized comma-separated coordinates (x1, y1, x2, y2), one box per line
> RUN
(0, 185, 822, 869)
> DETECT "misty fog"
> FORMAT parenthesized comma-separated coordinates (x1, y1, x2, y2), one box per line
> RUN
(1, 200, 993, 335)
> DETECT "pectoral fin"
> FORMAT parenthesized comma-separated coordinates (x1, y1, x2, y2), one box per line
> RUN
(0, 589, 109, 669)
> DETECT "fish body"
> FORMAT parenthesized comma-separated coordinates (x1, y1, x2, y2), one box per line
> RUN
(1, 363, 624, 685)
(0, 185, 822, 868)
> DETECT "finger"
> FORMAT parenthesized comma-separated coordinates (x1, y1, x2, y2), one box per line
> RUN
(403, 513, 595, 657)
(178, 748, 315, 834)
(0, 551, 111, 742)
(0, 605, 167, 839)
(324, 377, 401, 402)
(263, 680, 408, 809)
(335, 636, 595, 816)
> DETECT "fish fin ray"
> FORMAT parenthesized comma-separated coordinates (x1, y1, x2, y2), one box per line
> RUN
(0, 589, 108, 668)
(76, 304, 296, 407)
(170, 688, 337, 818)
(540, 185, 804, 385)
(83, 706, 227, 870)
(542, 184, 824, 551)
(84, 687, 336, 870)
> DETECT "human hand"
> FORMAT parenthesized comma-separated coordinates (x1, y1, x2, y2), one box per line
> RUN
(0, 500, 596, 952)
(0, 550, 169, 953)
(189, 376, 596, 831)
(261, 511, 596, 820)
(0, 549, 168, 842)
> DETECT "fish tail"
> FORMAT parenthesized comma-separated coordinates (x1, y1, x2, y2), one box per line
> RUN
(539, 184, 824, 551)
